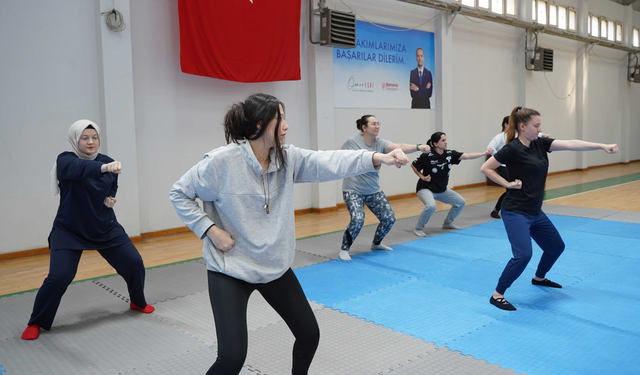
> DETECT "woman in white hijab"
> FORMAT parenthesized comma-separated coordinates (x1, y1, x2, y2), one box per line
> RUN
(22, 120, 153, 340)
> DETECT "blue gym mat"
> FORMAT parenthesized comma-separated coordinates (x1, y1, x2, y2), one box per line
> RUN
(294, 214, 640, 375)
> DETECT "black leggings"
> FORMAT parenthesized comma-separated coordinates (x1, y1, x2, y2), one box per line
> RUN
(206, 268, 320, 375)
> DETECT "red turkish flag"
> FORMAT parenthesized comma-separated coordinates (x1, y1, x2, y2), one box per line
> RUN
(178, 0, 301, 83)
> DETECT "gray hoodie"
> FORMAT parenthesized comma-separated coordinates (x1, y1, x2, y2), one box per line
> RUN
(170, 141, 377, 284)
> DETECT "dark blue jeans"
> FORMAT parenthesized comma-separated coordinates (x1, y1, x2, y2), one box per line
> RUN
(496, 210, 565, 295)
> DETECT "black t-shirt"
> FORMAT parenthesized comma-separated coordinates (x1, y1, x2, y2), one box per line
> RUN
(494, 137, 554, 215)
(412, 150, 463, 193)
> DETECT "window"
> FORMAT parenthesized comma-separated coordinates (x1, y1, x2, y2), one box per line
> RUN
(492, 0, 504, 14)
(557, 6, 567, 30)
(607, 20, 615, 42)
(568, 8, 576, 31)
(590, 15, 599, 38)
(634, 28, 639, 48)
(549, 4, 557, 26)
(600, 18, 608, 39)
(537, 0, 547, 24)
(615, 22, 622, 43)
(454, 0, 514, 15)
(461, 0, 475, 7)
(506, 0, 516, 16)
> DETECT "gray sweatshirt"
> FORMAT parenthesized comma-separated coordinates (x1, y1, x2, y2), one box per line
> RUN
(170, 141, 377, 284)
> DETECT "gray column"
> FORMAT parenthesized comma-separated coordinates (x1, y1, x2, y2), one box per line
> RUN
(94, 0, 142, 236)
(435, 12, 453, 134)
(575, 0, 590, 169)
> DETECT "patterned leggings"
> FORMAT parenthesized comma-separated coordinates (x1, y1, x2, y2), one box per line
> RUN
(342, 190, 396, 251)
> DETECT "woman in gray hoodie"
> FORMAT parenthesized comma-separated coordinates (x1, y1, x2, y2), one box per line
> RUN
(170, 93, 408, 375)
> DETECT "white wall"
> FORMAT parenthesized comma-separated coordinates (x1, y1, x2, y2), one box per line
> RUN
(526, 34, 581, 172)
(1, 0, 639, 254)
(450, 19, 520, 187)
(129, 0, 313, 233)
(586, 46, 626, 166)
(0, 0, 101, 254)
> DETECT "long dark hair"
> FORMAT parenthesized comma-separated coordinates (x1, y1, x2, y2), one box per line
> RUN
(506, 106, 540, 144)
(501, 116, 509, 132)
(356, 115, 375, 132)
(223, 93, 285, 169)
(426, 131, 445, 149)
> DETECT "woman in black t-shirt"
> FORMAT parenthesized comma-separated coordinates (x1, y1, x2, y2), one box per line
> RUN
(411, 132, 493, 237)
(481, 106, 618, 311)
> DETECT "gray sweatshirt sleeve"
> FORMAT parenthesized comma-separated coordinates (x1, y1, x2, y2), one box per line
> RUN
(289, 146, 377, 183)
(169, 155, 219, 239)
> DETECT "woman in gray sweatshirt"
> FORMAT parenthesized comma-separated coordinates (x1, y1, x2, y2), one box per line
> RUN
(170, 93, 408, 375)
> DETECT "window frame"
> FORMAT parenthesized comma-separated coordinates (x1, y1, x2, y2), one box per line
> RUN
(589, 14, 599, 38)
(568, 7, 576, 32)
(548, 2, 558, 27)
(600, 17, 608, 40)
(556, 5, 567, 30)
(534, 0, 548, 25)
(633, 28, 640, 48)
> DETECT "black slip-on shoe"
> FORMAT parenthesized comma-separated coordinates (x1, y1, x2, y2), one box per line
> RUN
(490, 296, 516, 311)
(531, 278, 562, 288)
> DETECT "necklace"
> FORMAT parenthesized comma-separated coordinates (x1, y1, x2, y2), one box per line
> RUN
(262, 174, 270, 214)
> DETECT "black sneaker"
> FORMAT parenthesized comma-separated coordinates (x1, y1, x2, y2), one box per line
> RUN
(490, 296, 516, 311)
(531, 278, 562, 288)
(490, 210, 501, 219)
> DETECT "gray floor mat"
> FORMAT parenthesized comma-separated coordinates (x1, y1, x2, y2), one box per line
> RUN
(0, 280, 129, 341)
(96, 259, 208, 305)
(244, 307, 434, 375)
(149, 291, 324, 346)
(0, 310, 202, 375)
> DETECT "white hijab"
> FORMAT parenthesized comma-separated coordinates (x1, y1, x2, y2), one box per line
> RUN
(49, 120, 101, 197)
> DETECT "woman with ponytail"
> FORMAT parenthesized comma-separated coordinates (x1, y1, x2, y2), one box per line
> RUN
(339, 115, 431, 261)
(170, 94, 409, 375)
(481, 106, 619, 311)
(411, 132, 493, 237)
(21, 120, 153, 341)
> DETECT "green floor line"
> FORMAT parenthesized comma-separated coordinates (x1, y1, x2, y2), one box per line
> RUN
(544, 172, 640, 201)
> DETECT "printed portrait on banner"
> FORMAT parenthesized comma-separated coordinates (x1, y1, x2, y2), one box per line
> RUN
(334, 21, 436, 109)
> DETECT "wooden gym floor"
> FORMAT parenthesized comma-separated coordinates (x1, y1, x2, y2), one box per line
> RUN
(1, 162, 639, 297)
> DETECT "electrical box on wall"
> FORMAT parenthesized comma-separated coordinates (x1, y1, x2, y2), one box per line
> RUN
(532, 47, 554, 71)
(320, 8, 356, 48)
(629, 65, 640, 83)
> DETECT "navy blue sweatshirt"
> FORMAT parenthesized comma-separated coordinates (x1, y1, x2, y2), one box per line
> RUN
(48, 152, 129, 250)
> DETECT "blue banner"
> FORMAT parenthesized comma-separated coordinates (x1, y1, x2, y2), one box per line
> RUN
(334, 21, 436, 109)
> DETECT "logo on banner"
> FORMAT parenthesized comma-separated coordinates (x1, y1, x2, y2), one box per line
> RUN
(347, 76, 374, 92)
(381, 82, 399, 91)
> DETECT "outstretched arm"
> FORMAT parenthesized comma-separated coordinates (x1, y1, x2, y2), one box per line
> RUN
(549, 140, 618, 153)
(373, 148, 410, 168)
(460, 148, 494, 160)
(480, 157, 521, 189)
(385, 142, 430, 154)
